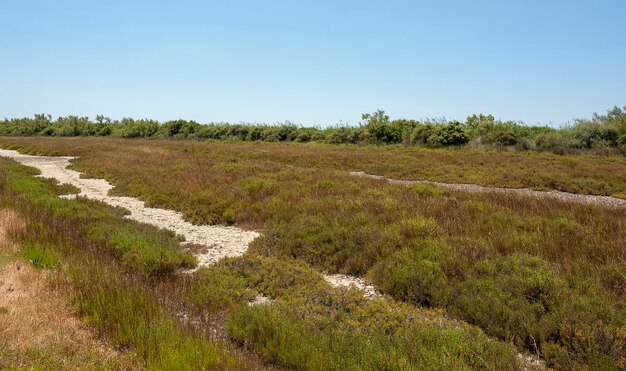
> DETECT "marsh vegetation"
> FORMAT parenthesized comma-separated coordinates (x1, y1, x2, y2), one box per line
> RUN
(0, 134, 624, 370)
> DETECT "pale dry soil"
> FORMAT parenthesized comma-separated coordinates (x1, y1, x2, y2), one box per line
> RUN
(0, 209, 134, 369)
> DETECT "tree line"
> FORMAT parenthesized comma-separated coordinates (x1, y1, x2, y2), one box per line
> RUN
(1, 106, 625, 155)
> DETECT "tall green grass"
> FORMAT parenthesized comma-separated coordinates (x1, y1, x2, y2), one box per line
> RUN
(1, 159, 196, 277)
(71, 262, 220, 370)
(0, 158, 231, 369)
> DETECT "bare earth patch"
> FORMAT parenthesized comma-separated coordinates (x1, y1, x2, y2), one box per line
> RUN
(323, 274, 380, 298)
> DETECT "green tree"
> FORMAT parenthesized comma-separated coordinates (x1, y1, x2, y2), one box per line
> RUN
(363, 110, 401, 143)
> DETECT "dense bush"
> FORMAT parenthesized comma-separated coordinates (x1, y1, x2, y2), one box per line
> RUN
(409, 121, 469, 147)
(363, 110, 399, 143)
(369, 242, 451, 307)
(1, 106, 625, 154)
(326, 127, 365, 144)
(227, 301, 522, 370)
(117, 118, 159, 138)
(434, 121, 470, 145)
(451, 255, 567, 350)
(572, 121, 619, 149)
(534, 130, 575, 151)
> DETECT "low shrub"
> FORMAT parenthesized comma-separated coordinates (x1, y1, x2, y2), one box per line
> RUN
(190, 256, 329, 311)
(369, 246, 450, 307)
(227, 300, 522, 370)
(450, 254, 567, 350)
(106, 229, 196, 276)
(2, 157, 196, 277)
(238, 176, 278, 198)
(71, 263, 221, 370)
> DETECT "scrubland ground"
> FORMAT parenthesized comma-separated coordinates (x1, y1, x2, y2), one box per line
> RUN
(0, 137, 625, 370)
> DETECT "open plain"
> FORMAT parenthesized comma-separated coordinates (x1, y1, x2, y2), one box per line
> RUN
(1, 136, 624, 369)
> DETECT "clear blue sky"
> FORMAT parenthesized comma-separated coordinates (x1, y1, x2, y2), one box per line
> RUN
(1, 1, 625, 126)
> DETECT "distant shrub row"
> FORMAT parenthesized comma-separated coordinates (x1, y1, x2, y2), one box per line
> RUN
(2, 106, 625, 154)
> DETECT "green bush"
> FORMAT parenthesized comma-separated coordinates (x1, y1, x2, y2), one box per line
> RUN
(188, 265, 253, 313)
(115, 118, 159, 138)
(190, 256, 329, 308)
(2, 105, 625, 153)
(327, 127, 366, 144)
(487, 129, 518, 146)
(572, 120, 620, 148)
(155, 119, 201, 138)
(106, 229, 196, 276)
(370, 246, 449, 307)
(364, 110, 401, 143)
(451, 254, 567, 350)
(437, 121, 470, 145)
(295, 130, 312, 142)
(446, 254, 626, 368)
(534, 130, 575, 152)
(227, 301, 522, 370)
(541, 293, 625, 369)
(410, 122, 469, 146)
(238, 176, 277, 198)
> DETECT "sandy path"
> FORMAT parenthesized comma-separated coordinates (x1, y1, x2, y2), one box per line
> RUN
(0, 149, 258, 267)
(0, 149, 378, 295)
(351, 171, 626, 209)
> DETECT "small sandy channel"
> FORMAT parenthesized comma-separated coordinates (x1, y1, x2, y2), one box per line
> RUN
(0, 149, 378, 297)
(351, 172, 626, 209)
(0, 149, 553, 368)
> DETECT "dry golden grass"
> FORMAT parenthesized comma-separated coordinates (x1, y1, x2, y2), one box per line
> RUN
(0, 209, 138, 370)
(0, 209, 24, 253)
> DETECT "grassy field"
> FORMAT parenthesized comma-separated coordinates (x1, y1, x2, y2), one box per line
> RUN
(0, 158, 265, 369)
(1, 137, 626, 199)
(1, 136, 625, 369)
